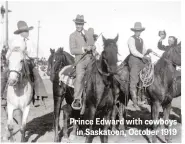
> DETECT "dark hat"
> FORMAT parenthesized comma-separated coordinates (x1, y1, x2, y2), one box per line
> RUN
(73, 14, 86, 24)
(14, 21, 33, 34)
(131, 22, 145, 31)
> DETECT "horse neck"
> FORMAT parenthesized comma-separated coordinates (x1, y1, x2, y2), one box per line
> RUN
(63, 51, 74, 64)
(154, 57, 176, 82)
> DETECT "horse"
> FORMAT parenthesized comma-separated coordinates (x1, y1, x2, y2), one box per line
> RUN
(112, 45, 181, 143)
(49, 47, 74, 142)
(49, 35, 119, 143)
(5, 47, 34, 142)
(147, 45, 181, 142)
(47, 48, 55, 76)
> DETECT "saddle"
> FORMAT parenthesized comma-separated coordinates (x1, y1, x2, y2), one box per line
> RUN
(59, 65, 76, 88)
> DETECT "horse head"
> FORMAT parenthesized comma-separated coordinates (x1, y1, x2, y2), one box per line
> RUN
(7, 39, 26, 86)
(101, 34, 119, 74)
(50, 47, 74, 81)
(163, 44, 181, 66)
(50, 48, 55, 54)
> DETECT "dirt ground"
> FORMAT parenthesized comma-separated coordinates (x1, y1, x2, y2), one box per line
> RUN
(1, 79, 181, 143)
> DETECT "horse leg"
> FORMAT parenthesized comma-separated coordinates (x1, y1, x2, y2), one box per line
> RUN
(118, 102, 125, 131)
(62, 104, 72, 143)
(53, 96, 63, 142)
(111, 98, 118, 131)
(20, 105, 30, 142)
(162, 102, 172, 143)
(7, 103, 15, 142)
(69, 116, 79, 141)
(151, 101, 160, 143)
(100, 109, 112, 143)
(85, 106, 96, 143)
(111, 88, 119, 131)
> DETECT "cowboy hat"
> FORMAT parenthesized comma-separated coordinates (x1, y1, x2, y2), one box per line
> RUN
(131, 22, 145, 31)
(158, 30, 166, 38)
(14, 21, 34, 34)
(73, 14, 86, 24)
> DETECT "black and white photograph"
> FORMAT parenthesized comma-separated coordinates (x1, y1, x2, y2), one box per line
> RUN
(0, 0, 182, 143)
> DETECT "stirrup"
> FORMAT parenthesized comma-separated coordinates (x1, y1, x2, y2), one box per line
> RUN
(71, 98, 82, 110)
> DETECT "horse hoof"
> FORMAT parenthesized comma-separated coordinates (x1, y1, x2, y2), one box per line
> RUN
(9, 137, 16, 142)
(61, 137, 70, 143)
(69, 134, 76, 141)
(2, 136, 8, 141)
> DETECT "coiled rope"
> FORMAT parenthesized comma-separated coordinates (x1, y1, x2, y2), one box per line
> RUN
(139, 62, 154, 89)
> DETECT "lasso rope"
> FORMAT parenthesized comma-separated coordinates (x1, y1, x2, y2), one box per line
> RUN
(139, 62, 154, 89)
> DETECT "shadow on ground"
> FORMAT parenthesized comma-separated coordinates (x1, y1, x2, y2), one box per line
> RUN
(25, 112, 54, 142)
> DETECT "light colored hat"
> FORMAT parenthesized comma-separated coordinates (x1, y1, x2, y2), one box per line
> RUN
(14, 21, 33, 34)
(88, 28, 98, 41)
(131, 22, 145, 31)
(73, 14, 86, 24)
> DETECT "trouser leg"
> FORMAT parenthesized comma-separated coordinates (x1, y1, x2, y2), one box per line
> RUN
(72, 55, 92, 110)
(128, 56, 145, 110)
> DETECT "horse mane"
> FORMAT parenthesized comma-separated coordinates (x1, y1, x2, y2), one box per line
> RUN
(62, 51, 75, 64)
(154, 46, 180, 80)
(54, 47, 74, 65)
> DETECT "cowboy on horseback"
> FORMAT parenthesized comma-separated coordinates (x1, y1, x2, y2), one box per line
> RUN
(69, 14, 96, 110)
(127, 22, 153, 111)
(1, 21, 48, 107)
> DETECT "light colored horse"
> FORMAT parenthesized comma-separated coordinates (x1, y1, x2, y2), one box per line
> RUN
(5, 39, 33, 142)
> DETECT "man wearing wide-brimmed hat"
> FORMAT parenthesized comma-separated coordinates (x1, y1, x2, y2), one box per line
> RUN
(1, 21, 48, 107)
(69, 14, 96, 110)
(127, 22, 152, 111)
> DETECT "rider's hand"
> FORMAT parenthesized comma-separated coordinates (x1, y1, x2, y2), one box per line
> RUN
(84, 46, 93, 51)
(159, 30, 166, 41)
(84, 46, 91, 51)
(145, 49, 153, 55)
(91, 45, 96, 51)
(142, 56, 151, 64)
(160, 35, 166, 40)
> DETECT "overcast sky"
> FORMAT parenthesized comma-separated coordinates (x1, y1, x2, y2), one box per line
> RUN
(0, 0, 181, 60)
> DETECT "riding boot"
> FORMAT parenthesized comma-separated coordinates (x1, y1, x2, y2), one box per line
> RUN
(71, 80, 83, 110)
(130, 90, 141, 111)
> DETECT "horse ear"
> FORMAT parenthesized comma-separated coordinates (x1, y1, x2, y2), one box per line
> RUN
(114, 34, 119, 43)
(102, 35, 106, 44)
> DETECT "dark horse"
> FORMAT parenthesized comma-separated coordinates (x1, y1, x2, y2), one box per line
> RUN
(113, 44, 181, 143)
(47, 48, 55, 76)
(147, 45, 181, 143)
(48, 35, 119, 142)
